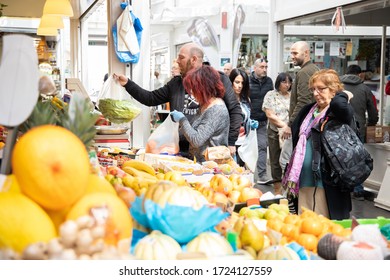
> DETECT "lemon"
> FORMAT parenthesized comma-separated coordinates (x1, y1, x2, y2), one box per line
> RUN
(0, 192, 56, 252)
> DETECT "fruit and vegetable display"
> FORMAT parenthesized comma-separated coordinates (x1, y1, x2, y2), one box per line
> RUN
(1, 121, 390, 260)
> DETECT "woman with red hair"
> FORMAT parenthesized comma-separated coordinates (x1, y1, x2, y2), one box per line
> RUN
(170, 65, 230, 162)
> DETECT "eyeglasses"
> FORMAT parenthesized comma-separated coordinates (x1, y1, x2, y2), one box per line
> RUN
(281, 81, 291, 85)
(309, 87, 328, 94)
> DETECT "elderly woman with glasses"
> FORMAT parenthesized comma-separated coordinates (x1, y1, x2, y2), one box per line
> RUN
(282, 69, 354, 220)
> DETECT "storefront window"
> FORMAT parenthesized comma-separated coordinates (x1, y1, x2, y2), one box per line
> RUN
(80, 0, 108, 103)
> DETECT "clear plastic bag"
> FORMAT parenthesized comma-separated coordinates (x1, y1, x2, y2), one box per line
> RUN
(145, 116, 179, 155)
(97, 76, 141, 124)
(237, 128, 258, 172)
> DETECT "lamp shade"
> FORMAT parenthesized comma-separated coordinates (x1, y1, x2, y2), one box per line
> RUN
(43, 0, 74, 17)
(37, 27, 58, 36)
(39, 14, 64, 29)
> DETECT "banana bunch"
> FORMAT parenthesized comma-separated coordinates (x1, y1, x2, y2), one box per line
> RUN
(51, 96, 67, 110)
(121, 160, 157, 195)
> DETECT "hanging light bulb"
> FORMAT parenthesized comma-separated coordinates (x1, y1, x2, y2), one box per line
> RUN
(37, 27, 58, 36)
(43, 0, 74, 17)
(39, 14, 64, 29)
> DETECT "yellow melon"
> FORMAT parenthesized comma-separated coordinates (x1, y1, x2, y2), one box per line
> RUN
(12, 125, 90, 210)
(44, 205, 72, 234)
(66, 192, 132, 245)
(85, 173, 117, 195)
(0, 192, 57, 252)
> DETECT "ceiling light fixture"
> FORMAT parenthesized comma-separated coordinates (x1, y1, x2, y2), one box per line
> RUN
(39, 14, 64, 29)
(43, 0, 74, 17)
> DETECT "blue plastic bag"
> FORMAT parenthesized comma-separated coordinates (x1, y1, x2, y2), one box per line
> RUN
(130, 196, 229, 244)
(112, 9, 143, 64)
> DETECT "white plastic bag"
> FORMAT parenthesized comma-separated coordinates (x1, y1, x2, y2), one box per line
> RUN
(97, 76, 141, 124)
(145, 116, 180, 155)
(237, 129, 258, 172)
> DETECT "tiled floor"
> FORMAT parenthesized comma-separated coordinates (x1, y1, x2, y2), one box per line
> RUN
(255, 183, 390, 219)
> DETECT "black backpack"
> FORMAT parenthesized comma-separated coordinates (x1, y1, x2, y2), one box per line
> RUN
(320, 117, 374, 192)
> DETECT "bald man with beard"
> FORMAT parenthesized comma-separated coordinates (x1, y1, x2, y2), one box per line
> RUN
(114, 42, 242, 158)
(282, 41, 319, 139)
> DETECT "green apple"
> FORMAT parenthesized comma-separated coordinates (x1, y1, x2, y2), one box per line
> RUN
(239, 206, 250, 217)
(264, 209, 278, 220)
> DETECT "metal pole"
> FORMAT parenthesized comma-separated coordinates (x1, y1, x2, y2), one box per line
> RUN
(380, 25, 387, 125)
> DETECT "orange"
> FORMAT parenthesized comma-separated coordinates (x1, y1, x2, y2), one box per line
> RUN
(330, 223, 345, 236)
(12, 125, 90, 210)
(300, 217, 324, 236)
(297, 233, 318, 252)
(267, 218, 284, 232)
(280, 223, 295, 237)
(66, 192, 133, 245)
(284, 214, 300, 225)
(289, 225, 301, 241)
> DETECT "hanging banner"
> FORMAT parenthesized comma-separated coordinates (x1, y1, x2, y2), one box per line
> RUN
(187, 17, 220, 67)
(232, 5, 245, 68)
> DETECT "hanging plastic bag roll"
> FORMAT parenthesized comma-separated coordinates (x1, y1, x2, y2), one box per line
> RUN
(237, 128, 258, 172)
(145, 116, 180, 155)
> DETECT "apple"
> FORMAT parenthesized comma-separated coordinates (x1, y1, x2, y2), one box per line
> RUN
(219, 164, 233, 175)
(228, 190, 241, 204)
(212, 192, 229, 205)
(164, 171, 187, 186)
(230, 174, 252, 192)
(239, 206, 251, 217)
(239, 187, 261, 203)
(210, 174, 233, 195)
(263, 209, 279, 220)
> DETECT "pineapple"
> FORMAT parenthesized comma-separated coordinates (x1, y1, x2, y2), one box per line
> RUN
(59, 92, 99, 148)
(20, 100, 58, 133)
(21, 93, 99, 148)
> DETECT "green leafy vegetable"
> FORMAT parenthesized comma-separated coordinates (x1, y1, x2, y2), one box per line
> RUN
(98, 98, 141, 124)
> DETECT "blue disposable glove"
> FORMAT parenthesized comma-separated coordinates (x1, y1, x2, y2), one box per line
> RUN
(250, 120, 259, 130)
(170, 110, 185, 122)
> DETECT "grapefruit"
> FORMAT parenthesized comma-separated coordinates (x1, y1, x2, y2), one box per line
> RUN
(12, 125, 90, 210)
(0, 192, 57, 252)
(66, 192, 133, 245)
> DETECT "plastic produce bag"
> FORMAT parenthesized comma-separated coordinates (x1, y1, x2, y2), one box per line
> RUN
(96, 76, 141, 124)
(237, 128, 258, 172)
(130, 196, 229, 244)
(145, 116, 179, 155)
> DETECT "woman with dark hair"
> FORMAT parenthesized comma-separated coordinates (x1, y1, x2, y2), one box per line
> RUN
(170, 65, 229, 162)
(262, 72, 293, 194)
(229, 68, 257, 166)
